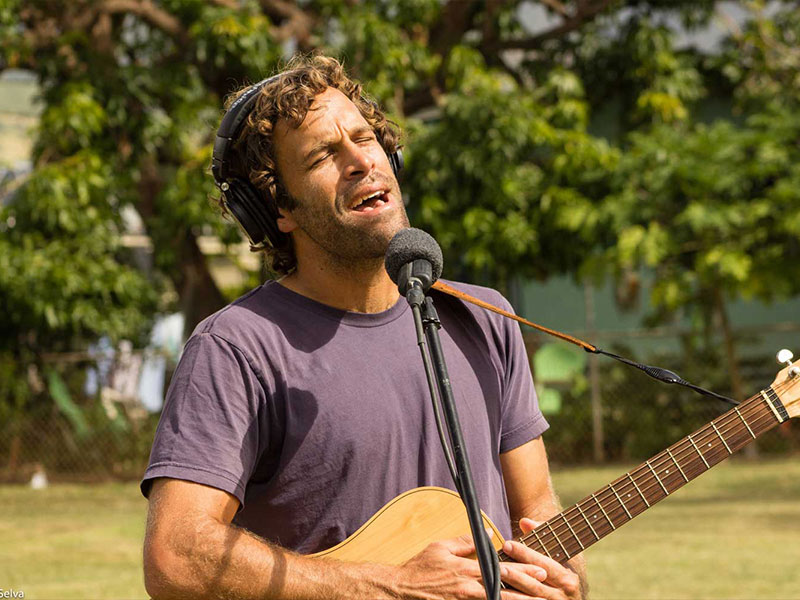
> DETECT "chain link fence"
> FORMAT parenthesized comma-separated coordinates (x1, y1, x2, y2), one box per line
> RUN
(2, 324, 799, 484)
(528, 323, 800, 465)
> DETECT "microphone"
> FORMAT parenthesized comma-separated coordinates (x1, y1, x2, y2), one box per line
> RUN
(386, 228, 501, 599)
(385, 228, 444, 298)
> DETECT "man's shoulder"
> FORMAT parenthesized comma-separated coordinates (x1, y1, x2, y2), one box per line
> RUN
(189, 281, 287, 346)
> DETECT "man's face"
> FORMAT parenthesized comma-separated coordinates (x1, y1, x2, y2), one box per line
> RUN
(273, 87, 409, 264)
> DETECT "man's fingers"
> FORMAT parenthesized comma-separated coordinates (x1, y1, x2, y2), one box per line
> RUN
(503, 541, 582, 598)
(519, 517, 541, 534)
(503, 540, 562, 571)
(440, 525, 495, 557)
(499, 563, 555, 599)
(438, 533, 478, 557)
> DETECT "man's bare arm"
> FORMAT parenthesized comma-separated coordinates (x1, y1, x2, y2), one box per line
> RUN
(143, 478, 400, 599)
(501, 437, 588, 599)
(143, 478, 543, 600)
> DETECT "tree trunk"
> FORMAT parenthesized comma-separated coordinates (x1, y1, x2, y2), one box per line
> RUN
(174, 231, 228, 335)
(136, 158, 228, 337)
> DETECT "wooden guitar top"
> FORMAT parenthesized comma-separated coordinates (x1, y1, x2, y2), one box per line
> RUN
(310, 486, 505, 565)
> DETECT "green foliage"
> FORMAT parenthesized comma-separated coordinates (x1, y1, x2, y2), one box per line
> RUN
(3, 1, 800, 438)
(329, 1, 441, 112)
(405, 48, 617, 286)
(588, 103, 800, 324)
(716, 2, 800, 112)
(1, 151, 156, 342)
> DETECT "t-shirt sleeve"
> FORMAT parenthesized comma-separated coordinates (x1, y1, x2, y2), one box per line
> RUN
(496, 296, 549, 453)
(140, 332, 267, 506)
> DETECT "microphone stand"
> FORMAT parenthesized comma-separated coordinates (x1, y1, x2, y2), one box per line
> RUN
(406, 281, 502, 600)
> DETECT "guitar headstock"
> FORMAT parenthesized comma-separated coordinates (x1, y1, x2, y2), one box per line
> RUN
(771, 349, 800, 419)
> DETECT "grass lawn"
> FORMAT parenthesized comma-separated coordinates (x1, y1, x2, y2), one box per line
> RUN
(1, 458, 799, 599)
(553, 458, 800, 599)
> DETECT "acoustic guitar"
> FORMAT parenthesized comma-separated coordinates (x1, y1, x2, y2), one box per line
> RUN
(311, 354, 800, 567)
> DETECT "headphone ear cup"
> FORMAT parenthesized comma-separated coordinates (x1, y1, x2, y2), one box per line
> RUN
(224, 178, 287, 249)
(389, 149, 404, 178)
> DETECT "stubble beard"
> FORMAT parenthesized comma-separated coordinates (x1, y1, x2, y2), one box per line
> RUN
(291, 186, 410, 273)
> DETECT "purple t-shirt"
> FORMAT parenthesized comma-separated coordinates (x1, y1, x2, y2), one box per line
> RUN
(141, 280, 548, 554)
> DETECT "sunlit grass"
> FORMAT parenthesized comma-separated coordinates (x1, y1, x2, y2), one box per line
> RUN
(1, 457, 799, 599)
(553, 457, 800, 599)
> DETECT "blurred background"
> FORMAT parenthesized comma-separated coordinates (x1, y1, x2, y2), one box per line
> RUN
(1, 0, 799, 598)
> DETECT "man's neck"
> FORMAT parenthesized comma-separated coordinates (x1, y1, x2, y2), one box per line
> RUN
(278, 257, 400, 314)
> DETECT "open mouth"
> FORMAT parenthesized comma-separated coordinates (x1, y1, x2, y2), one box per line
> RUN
(350, 190, 389, 212)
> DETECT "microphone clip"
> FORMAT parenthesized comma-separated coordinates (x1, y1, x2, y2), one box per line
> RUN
(397, 259, 435, 295)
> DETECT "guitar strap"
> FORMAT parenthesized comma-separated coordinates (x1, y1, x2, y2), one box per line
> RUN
(431, 280, 736, 406)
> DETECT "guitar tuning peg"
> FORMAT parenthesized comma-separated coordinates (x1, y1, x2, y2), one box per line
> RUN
(777, 349, 800, 378)
(777, 349, 794, 367)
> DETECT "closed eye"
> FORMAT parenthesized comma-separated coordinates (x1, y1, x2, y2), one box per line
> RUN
(310, 151, 333, 168)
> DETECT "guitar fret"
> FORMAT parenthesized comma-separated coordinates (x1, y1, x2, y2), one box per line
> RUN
(591, 493, 615, 530)
(531, 529, 552, 558)
(711, 422, 732, 454)
(735, 406, 756, 439)
(761, 390, 786, 423)
(546, 521, 569, 559)
(688, 434, 710, 468)
(561, 514, 584, 550)
(610, 485, 632, 519)
(666, 448, 689, 482)
(627, 473, 649, 507)
(505, 391, 788, 568)
(575, 503, 599, 541)
(645, 459, 668, 495)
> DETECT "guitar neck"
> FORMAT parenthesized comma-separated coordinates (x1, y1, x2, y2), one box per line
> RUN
(503, 386, 791, 565)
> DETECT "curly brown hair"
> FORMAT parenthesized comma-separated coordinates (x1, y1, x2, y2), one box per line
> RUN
(219, 54, 402, 276)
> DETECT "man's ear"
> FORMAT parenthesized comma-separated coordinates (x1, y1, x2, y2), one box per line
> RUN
(276, 208, 297, 234)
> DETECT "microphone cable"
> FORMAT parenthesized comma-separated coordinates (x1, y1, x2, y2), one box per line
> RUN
(409, 295, 461, 488)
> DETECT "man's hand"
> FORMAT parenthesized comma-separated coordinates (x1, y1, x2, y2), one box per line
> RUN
(392, 531, 555, 600)
(498, 518, 583, 600)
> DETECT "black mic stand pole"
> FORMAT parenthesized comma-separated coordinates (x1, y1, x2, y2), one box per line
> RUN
(406, 279, 501, 600)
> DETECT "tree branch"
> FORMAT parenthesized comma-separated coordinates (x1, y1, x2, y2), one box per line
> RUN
(259, 0, 316, 47)
(98, 0, 187, 41)
(494, 0, 615, 50)
(538, 0, 569, 18)
(429, 0, 482, 57)
(714, 6, 742, 41)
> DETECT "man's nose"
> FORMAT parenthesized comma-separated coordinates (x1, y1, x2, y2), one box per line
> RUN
(341, 140, 375, 179)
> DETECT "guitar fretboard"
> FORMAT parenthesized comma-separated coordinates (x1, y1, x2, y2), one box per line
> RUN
(500, 387, 789, 565)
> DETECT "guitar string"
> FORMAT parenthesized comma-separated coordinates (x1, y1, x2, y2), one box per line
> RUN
(504, 402, 776, 562)
(515, 396, 781, 559)
(512, 382, 795, 561)
(503, 408, 768, 561)
(499, 402, 769, 562)
(505, 377, 797, 560)
(505, 383, 795, 561)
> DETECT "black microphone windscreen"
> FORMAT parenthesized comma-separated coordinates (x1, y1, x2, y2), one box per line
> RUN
(384, 228, 444, 285)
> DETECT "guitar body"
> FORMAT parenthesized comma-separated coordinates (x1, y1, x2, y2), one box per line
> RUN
(310, 486, 505, 565)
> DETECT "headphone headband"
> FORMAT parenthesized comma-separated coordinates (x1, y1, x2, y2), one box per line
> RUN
(212, 72, 403, 251)
(212, 75, 281, 184)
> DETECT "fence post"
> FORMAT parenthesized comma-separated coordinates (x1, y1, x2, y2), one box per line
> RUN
(585, 282, 605, 463)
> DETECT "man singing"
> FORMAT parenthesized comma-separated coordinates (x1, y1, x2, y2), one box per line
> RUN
(141, 53, 586, 599)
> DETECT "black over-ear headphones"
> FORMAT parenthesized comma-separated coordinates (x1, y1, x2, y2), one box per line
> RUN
(211, 73, 404, 249)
